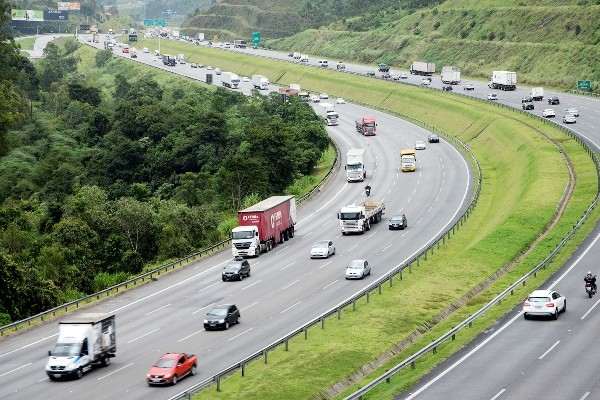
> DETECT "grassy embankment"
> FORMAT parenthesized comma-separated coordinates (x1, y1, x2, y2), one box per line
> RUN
(102, 40, 598, 398)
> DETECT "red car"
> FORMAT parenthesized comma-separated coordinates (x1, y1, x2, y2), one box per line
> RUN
(146, 353, 197, 385)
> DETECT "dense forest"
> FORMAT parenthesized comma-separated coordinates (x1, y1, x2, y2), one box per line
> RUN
(0, 5, 329, 324)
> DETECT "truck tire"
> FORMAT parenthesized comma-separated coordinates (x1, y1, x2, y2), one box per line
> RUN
(289, 227, 295, 238)
(102, 355, 110, 367)
(266, 240, 273, 252)
(76, 368, 83, 379)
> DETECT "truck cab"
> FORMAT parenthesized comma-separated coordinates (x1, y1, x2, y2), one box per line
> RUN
(400, 149, 416, 172)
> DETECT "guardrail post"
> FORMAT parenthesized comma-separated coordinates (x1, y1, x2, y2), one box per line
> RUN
(242, 363, 245, 376)
(399, 270, 402, 280)
(379, 283, 382, 294)
(389, 275, 393, 287)
(366, 292, 370, 303)
(285, 339, 289, 351)
(321, 317, 325, 329)
(411, 360, 415, 369)
(386, 370, 390, 383)
(452, 332, 455, 341)
(443, 235, 446, 244)
(216, 375, 221, 392)
(338, 307, 341, 319)
(358, 387, 362, 400)
(304, 327, 308, 339)
(264, 350, 268, 363)
(353, 300, 356, 311)
(424, 251, 427, 261)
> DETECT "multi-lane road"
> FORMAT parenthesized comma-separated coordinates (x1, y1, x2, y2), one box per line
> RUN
(0, 36, 473, 399)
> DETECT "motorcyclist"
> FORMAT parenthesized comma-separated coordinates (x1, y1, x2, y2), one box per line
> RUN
(365, 185, 371, 196)
(584, 271, 597, 292)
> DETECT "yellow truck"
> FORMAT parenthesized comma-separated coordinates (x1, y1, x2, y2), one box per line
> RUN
(400, 149, 416, 172)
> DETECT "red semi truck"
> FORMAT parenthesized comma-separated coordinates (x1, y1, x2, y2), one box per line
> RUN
(231, 196, 297, 257)
(355, 116, 377, 136)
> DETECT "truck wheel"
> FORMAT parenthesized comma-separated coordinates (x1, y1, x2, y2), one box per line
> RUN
(102, 356, 110, 367)
(267, 240, 273, 252)
(191, 365, 197, 376)
(283, 230, 289, 241)
(289, 227, 294, 238)
(76, 368, 83, 379)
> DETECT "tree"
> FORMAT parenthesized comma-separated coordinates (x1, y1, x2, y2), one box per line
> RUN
(114, 197, 154, 254)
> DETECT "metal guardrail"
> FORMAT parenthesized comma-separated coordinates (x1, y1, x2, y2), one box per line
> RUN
(165, 113, 483, 399)
(343, 107, 600, 399)
(0, 130, 340, 337)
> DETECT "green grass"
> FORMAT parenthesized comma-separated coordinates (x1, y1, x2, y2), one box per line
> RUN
(73, 42, 598, 399)
(17, 37, 35, 51)
(106, 42, 600, 399)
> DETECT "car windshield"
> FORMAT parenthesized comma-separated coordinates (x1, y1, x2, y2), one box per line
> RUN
(224, 264, 241, 271)
(348, 261, 364, 269)
(155, 358, 176, 368)
(313, 241, 328, 248)
(391, 216, 403, 222)
(528, 296, 550, 303)
(208, 308, 228, 317)
(51, 343, 81, 357)
(232, 231, 254, 239)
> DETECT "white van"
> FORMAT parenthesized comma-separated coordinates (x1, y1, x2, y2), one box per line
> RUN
(143, 47, 149, 53)
(318, 60, 329, 68)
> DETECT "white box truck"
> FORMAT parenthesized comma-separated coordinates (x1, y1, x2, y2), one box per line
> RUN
(300, 54, 308, 62)
(345, 149, 366, 182)
(222, 72, 240, 89)
(46, 313, 116, 380)
(531, 87, 544, 101)
(322, 103, 339, 126)
(252, 74, 269, 90)
(441, 66, 461, 84)
(488, 71, 517, 91)
(409, 61, 435, 76)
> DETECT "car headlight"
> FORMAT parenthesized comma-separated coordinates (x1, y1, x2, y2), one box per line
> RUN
(203, 319, 209, 323)
(218, 319, 225, 324)
(164, 373, 172, 378)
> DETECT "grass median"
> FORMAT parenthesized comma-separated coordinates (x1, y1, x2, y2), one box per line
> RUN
(111, 40, 598, 399)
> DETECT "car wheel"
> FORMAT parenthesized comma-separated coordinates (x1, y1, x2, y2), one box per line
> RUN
(553, 309, 558, 320)
(239, 273, 243, 281)
(191, 364, 197, 376)
(76, 368, 83, 379)
(562, 300, 566, 313)
(246, 270, 251, 277)
(222, 277, 226, 281)
(523, 313, 529, 320)
(225, 321, 230, 330)
(235, 315, 240, 324)
(172, 375, 178, 385)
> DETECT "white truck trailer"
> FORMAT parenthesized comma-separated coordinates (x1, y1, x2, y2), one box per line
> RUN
(46, 313, 116, 380)
(409, 61, 435, 76)
(345, 149, 366, 182)
(441, 66, 461, 84)
(338, 201, 385, 234)
(221, 72, 240, 89)
(251, 74, 269, 90)
(531, 87, 544, 101)
(488, 71, 517, 91)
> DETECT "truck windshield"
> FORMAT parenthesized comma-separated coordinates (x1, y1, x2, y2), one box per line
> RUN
(365, 123, 375, 127)
(402, 156, 415, 163)
(51, 343, 81, 357)
(340, 212, 361, 220)
(347, 164, 363, 171)
(232, 231, 254, 239)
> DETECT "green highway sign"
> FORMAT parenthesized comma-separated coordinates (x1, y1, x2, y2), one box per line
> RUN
(252, 32, 261, 45)
(577, 80, 591, 91)
(144, 19, 166, 27)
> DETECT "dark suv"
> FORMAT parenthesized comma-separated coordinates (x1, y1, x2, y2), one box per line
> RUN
(389, 214, 408, 230)
(522, 101, 534, 110)
(222, 257, 251, 281)
(204, 304, 240, 330)
(521, 96, 533, 103)
(548, 96, 560, 105)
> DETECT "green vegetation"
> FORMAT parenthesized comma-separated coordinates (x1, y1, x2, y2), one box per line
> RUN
(179, 0, 599, 91)
(125, 41, 598, 399)
(0, 36, 330, 324)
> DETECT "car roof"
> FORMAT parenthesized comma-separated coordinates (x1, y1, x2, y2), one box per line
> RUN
(160, 353, 182, 359)
(213, 303, 234, 309)
(529, 289, 554, 296)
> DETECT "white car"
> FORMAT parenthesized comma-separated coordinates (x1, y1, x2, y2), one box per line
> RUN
(336, 98, 345, 104)
(310, 240, 335, 259)
(319, 93, 329, 99)
(215, 68, 222, 75)
(415, 140, 426, 150)
(523, 289, 566, 319)
(207, 66, 213, 70)
(400, 73, 408, 79)
(542, 108, 556, 118)
(391, 74, 400, 80)
(151, 56, 158, 62)
(421, 79, 430, 86)
(566, 107, 579, 117)
(487, 93, 498, 100)
(563, 115, 576, 124)
(242, 76, 250, 82)
(345, 260, 371, 280)
(311, 95, 320, 103)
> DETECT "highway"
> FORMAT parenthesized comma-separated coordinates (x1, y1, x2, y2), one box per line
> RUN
(0, 37, 472, 399)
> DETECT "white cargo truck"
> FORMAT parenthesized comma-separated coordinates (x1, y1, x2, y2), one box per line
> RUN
(488, 71, 517, 91)
(441, 66, 461, 84)
(251, 74, 269, 90)
(177, 53, 185, 64)
(293, 52, 301, 59)
(290, 84, 301, 91)
(46, 313, 116, 380)
(345, 149, 366, 182)
(221, 72, 240, 89)
(300, 54, 309, 62)
(409, 61, 435, 76)
(531, 87, 544, 101)
(338, 201, 385, 234)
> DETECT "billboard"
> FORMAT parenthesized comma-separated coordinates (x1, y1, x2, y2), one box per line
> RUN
(11, 9, 44, 21)
(80, 24, 90, 30)
(44, 10, 69, 20)
(57, 2, 81, 10)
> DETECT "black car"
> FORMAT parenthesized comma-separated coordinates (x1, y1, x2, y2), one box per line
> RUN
(521, 96, 533, 103)
(366, 71, 376, 77)
(442, 85, 453, 91)
(522, 102, 534, 110)
(428, 134, 440, 143)
(548, 96, 560, 105)
(204, 304, 240, 330)
(389, 214, 408, 230)
(222, 257, 251, 281)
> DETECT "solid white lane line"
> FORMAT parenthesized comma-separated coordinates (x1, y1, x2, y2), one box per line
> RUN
(127, 328, 159, 344)
(490, 388, 506, 400)
(145, 304, 171, 315)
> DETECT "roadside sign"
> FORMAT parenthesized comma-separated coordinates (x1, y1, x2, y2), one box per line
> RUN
(143, 19, 166, 27)
(577, 80, 591, 91)
(252, 32, 260, 45)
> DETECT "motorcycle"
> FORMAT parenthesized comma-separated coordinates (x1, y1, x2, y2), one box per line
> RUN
(585, 282, 596, 298)
(365, 186, 371, 197)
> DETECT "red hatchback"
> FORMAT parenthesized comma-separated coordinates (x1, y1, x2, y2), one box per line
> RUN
(146, 353, 197, 386)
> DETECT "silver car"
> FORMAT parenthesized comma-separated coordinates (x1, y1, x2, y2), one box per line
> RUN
(310, 240, 335, 259)
(566, 108, 579, 117)
(345, 259, 371, 280)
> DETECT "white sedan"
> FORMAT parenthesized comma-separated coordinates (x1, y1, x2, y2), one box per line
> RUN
(311, 95, 320, 103)
(415, 140, 426, 150)
(487, 93, 498, 100)
(336, 98, 345, 104)
(523, 289, 566, 319)
(310, 240, 335, 259)
(542, 108, 556, 118)
(319, 93, 329, 99)
(421, 79, 430, 86)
